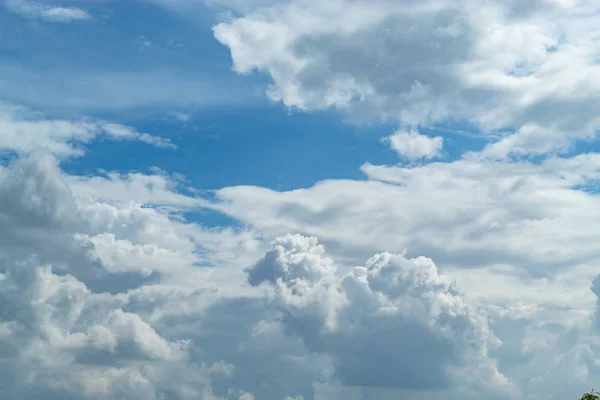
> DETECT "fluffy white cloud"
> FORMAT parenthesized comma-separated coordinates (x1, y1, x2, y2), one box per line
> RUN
(215, 154, 600, 277)
(385, 129, 443, 161)
(246, 234, 512, 396)
(4, 0, 600, 398)
(5, 0, 90, 22)
(0, 128, 259, 398)
(4, 105, 600, 399)
(214, 0, 600, 156)
(206, 149, 600, 398)
(0, 129, 329, 399)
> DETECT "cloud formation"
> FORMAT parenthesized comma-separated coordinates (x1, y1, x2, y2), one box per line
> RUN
(214, 0, 600, 157)
(384, 129, 443, 161)
(5, 0, 91, 22)
(5, 136, 600, 399)
(0, 147, 268, 399)
(0, 103, 176, 157)
(247, 234, 511, 395)
(3, 0, 600, 399)
(208, 149, 600, 399)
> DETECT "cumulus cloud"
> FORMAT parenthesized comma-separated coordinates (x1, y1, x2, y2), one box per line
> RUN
(0, 142, 259, 398)
(5, 0, 91, 22)
(214, 0, 600, 156)
(4, 0, 600, 398)
(219, 149, 600, 390)
(385, 129, 443, 161)
(0, 137, 518, 400)
(207, 148, 600, 398)
(3, 106, 600, 399)
(0, 134, 332, 399)
(247, 234, 510, 394)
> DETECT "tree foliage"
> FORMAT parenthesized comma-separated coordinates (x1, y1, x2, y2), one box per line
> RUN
(580, 390, 600, 400)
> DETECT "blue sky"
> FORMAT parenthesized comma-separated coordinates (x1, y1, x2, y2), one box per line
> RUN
(3, 1, 600, 400)
(0, 0, 254, 113)
(0, 0, 486, 192)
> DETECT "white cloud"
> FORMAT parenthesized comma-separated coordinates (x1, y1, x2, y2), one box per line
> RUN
(0, 148, 267, 399)
(385, 129, 443, 161)
(3, 103, 600, 399)
(5, 0, 91, 22)
(3, 0, 600, 397)
(0, 135, 522, 399)
(246, 234, 512, 395)
(0, 103, 176, 157)
(168, 111, 192, 122)
(101, 124, 177, 150)
(214, 0, 600, 156)
(208, 151, 600, 398)
(67, 170, 203, 210)
(0, 114, 339, 398)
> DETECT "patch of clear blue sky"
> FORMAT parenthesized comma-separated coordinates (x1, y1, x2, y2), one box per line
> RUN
(66, 108, 487, 190)
(0, 0, 259, 113)
(2, 0, 489, 226)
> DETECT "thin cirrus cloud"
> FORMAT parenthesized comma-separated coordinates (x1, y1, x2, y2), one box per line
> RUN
(4, 0, 91, 22)
(0, 63, 256, 116)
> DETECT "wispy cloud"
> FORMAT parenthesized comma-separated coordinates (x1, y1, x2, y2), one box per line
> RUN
(101, 123, 178, 150)
(4, 0, 91, 23)
(168, 111, 191, 122)
(0, 103, 176, 157)
(0, 63, 257, 115)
